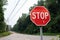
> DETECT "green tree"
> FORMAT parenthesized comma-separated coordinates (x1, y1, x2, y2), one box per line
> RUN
(0, 0, 7, 33)
(12, 14, 27, 32)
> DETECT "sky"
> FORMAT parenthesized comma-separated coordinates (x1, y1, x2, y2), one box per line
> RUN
(4, 0, 38, 27)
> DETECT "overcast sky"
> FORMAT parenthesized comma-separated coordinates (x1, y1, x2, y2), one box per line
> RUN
(4, 0, 38, 27)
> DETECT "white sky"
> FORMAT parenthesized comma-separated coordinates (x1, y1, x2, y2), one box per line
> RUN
(4, 0, 38, 27)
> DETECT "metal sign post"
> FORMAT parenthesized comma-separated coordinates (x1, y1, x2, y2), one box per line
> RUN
(40, 27, 43, 40)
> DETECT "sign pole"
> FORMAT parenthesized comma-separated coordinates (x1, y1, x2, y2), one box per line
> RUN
(40, 27, 43, 40)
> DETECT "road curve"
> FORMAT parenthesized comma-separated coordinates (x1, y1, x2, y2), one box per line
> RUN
(0, 32, 57, 40)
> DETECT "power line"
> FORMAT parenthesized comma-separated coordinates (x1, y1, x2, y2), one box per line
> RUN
(9, 0, 27, 20)
(7, 0, 20, 21)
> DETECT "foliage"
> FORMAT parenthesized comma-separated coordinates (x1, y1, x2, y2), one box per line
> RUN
(0, 0, 7, 33)
(0, 32, 11, 37)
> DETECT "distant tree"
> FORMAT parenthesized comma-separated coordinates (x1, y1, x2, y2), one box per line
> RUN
(12, 14, 27, 32)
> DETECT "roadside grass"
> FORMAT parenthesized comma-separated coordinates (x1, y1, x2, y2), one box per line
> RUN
(35, 33, 60, 36)
(0, 32, 11, 37)
(43, 33, 60, 36)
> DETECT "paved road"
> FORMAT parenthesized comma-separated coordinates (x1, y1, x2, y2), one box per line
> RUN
(0, 32, 57, 40)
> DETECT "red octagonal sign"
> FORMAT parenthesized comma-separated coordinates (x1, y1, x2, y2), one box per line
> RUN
(30, 6, 50, 26)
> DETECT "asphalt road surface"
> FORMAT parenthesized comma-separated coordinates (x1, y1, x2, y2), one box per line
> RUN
(0, 32, 57, 40)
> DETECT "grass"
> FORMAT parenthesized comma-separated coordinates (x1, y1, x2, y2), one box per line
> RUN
(0, 32, 11, 37)
(43, 33, 60, 36)
(35, 33, 60, 36)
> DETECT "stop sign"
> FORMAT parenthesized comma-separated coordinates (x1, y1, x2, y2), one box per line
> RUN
(30, 6, 50, 26)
